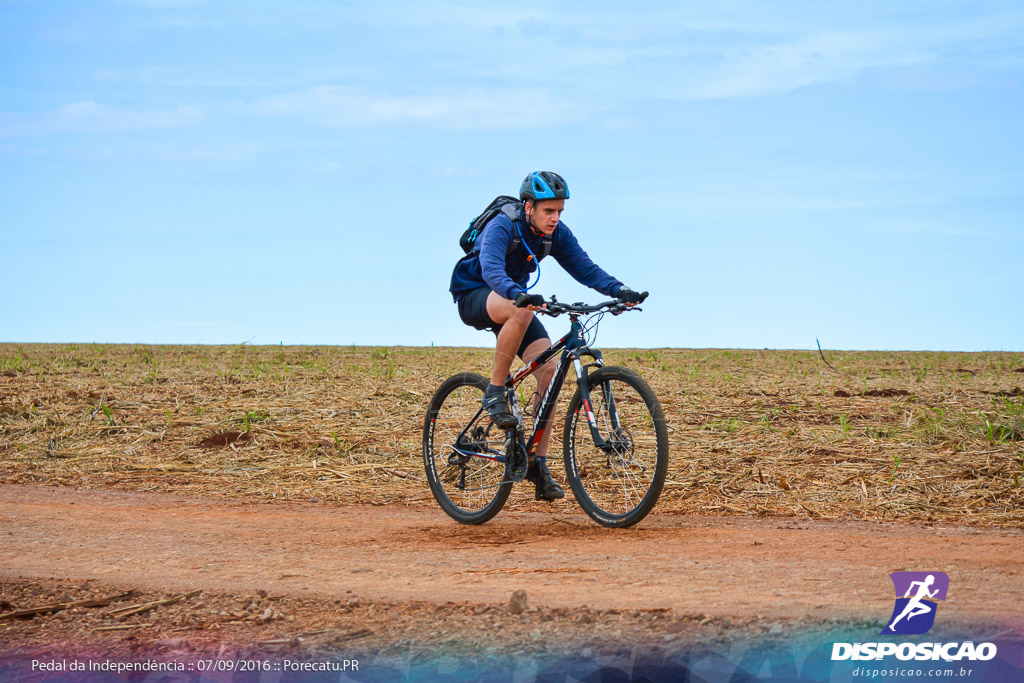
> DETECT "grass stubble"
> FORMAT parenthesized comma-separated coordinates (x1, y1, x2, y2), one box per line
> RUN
(1, 343, 1021, 527)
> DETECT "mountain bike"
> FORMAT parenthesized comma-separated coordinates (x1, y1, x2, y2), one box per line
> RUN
(423, 295, 668, 528)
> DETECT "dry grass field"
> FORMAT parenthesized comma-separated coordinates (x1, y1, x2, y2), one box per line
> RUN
(2, 343, 1021, 527)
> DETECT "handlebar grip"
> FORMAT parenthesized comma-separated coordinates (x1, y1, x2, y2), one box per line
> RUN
(514, 292, 545, 308)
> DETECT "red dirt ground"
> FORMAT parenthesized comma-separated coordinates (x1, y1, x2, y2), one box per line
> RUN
(2, 484, 1021, 664)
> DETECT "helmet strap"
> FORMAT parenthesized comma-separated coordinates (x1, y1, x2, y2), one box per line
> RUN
(523, 201, 544, 236)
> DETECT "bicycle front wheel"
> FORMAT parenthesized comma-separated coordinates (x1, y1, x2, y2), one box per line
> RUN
(423, 372, 512, 524)
(563, 366, 668, 527)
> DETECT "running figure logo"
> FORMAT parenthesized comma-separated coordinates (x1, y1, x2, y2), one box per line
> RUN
(882, 571, 949, 635)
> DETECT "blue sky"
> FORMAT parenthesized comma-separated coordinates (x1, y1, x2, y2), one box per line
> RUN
(1, 1, 1021, 350)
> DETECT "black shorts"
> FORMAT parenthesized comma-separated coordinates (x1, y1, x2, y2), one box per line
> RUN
(457, 287, 549, 360)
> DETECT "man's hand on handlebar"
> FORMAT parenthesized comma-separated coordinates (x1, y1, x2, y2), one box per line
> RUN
(617, 287, 648, 306)
(513, 292, 547, 311)
(511, 293, 650, 317)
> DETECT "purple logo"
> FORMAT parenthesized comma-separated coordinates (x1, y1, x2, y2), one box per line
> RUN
(881, 571, 949, 635)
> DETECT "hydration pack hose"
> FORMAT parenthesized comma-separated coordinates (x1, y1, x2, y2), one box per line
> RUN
(515, 219, 542, 292)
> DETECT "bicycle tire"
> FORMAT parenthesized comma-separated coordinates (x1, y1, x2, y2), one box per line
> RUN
(423, 372, 513, 524)
(563, 366, 668, 527)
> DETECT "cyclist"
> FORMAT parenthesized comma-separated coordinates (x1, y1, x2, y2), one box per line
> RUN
(449, 171, 645, 501)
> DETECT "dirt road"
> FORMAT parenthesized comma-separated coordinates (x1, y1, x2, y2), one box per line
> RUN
(3, 484, 1022, 629)
(4, 345, 1023, 676)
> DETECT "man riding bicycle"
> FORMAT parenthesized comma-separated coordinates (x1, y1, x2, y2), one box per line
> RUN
(449, 171, 645, 502)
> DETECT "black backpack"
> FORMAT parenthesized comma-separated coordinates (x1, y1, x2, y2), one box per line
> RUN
(459, 195, 553, 260)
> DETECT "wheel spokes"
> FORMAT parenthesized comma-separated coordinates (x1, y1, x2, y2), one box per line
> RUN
(571, 377, 659, 517)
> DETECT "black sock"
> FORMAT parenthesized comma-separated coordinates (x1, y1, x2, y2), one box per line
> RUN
(486, 384, 505, 395)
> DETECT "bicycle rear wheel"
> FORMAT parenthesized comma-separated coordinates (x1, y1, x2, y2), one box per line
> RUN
(423, 372, 512, 524)
(563, 366, 668, 527)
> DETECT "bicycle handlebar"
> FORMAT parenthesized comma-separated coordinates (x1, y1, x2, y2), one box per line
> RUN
(517, 291, 649, 317)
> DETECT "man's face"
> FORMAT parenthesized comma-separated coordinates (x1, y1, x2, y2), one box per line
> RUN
(525, 199, 564, 236)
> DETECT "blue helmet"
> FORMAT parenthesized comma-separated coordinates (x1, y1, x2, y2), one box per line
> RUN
(519, 171, 570, 201)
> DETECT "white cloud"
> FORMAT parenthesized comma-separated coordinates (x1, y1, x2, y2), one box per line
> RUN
(90, 142, 261, 162)
(859, 65, 1019, 91)
(309, 162, 490, 180)
(112, 0, 206, 6)
(0, 102, 203, 137)
(444, 6, 1024, 100)
(245, 85, 585, 129)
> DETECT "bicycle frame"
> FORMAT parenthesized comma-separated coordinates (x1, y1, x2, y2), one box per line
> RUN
(448, 313, 620, 472)
(508, 312, 615, 457)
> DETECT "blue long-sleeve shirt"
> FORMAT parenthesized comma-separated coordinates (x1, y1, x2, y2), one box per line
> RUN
(449, 208, 623, 302)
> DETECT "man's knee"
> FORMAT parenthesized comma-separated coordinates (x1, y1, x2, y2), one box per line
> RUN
(510, 306, 534, 327)
(486, 292, 517, 325)
(491, 299, 533, 330)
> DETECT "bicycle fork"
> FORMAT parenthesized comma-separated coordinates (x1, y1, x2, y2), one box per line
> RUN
(561, 317, 618, 452)
(571, 356, 613, 451)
